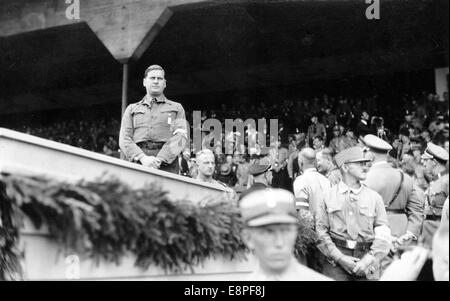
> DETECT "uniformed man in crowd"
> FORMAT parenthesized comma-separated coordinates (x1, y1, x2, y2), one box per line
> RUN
(293, 148, 330, 217)
(420, 142, 449, 247)
(119, 65, 188, 173)
(363, 134, 424, 248)
(316, 147, 391, 281)
(239, 189, 331, 281)
(356, 111, 372, 138)
(307, 114, 326, 147)
(238, 157, 272, 202)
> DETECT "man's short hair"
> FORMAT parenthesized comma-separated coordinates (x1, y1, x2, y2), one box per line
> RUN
(144, 65, 165, 78)
(196, 149, 215, 162)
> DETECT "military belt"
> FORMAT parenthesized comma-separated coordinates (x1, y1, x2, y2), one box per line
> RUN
(331, 237, 372, 251)
(137, 141, 165, 150)
(386, 208, 406, 214)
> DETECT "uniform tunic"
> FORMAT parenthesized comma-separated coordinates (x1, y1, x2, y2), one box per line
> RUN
(316, 182, 391, 280)
(293, 168, 331, 215)
(421, 172, 449, 247)
(365, 161, 424, 237)
(119, 94, 187, 164)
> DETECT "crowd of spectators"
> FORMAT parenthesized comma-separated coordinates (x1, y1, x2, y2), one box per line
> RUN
(12, 117, 121, 158)
(7, 90, 449, 193)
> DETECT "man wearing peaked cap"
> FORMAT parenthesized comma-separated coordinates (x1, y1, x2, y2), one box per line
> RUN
(315, 146, 391, 281)
(421, 142, 449, 247)
(363, 134, 425, 271)
(239, 189, 331, 281)
(363, 134, 392, 152)
(238, 157, 272, 202)
(422, 142, 449, 163)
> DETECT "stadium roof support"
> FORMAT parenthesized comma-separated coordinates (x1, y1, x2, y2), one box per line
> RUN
(0, 0, 210, 62)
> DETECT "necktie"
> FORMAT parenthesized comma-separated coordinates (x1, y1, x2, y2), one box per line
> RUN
(346, 191, 360, 240)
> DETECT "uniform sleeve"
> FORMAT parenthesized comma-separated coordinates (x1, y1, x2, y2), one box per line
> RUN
(119, 104, 144, 161)
(287, 153, 294, 178)
(315, 197, 344, 262)
(293, 178, 309, 209)
(432, 177, 449, 210)
(370, 195, 391, 261)
(157, 103, 188, 163)
(405, 184, 425, 237)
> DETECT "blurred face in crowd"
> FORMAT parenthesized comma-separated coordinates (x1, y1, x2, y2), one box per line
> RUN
(412, 149, 422, 162)
(346, 130, 355, 139)
(313, 137, 323, 150)
(214, 145, 223, 155)
(422, 158, 436, 173)
(316, 152, 333, 174)
(311, 116, 318, 124)
(196, 152, 215, 177)
(343, 161, 369, 181)
(421, 131, 431, 142)
(405, 114, 412, 122)
(332, 128, 340, 138)
(243, 223, 297, 274)
(362, 111, 369, 121)
(391, 138, 400, 149)
(400, 134, 410, 144)
(143, 69, 166, 96)
(226, 155, 233, 164)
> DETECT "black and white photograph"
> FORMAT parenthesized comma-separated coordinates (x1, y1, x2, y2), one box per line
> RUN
(0, 0, 448, 284)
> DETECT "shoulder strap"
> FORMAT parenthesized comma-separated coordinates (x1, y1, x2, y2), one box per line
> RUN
(388, 170, 404, 208)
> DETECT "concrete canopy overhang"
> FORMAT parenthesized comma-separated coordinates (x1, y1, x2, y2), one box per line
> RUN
(0, 0, 448, 114)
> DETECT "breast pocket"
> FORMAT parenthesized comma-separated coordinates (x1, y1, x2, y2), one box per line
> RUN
(359, 207, 375, 232)
(159, 108, 177, 128)
(327, 204, 346, 234)
(132, 110, 146, 128)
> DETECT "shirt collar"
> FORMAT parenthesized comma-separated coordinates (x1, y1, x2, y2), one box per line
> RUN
(143, 94, 166, 105)
(303, 168, 317, 173)
(338, 181, 364, 195)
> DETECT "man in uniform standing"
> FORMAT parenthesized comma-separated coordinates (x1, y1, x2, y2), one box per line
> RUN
(307, 114, 326, 147)
(119, 65, 188, 173)
(421, 143, 449, 247)
(316, 147, 391, 281)
(239, 189, 331, 281)
(363, 134, 424, 247)
(238, 158, 272, 202)
(293, 148, 330, 216)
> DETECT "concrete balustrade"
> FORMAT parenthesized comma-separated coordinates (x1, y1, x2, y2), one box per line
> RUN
(0, 128, 253, 280)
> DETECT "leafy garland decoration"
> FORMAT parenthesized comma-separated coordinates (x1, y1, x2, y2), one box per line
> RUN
(0, 173, 317, 280)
